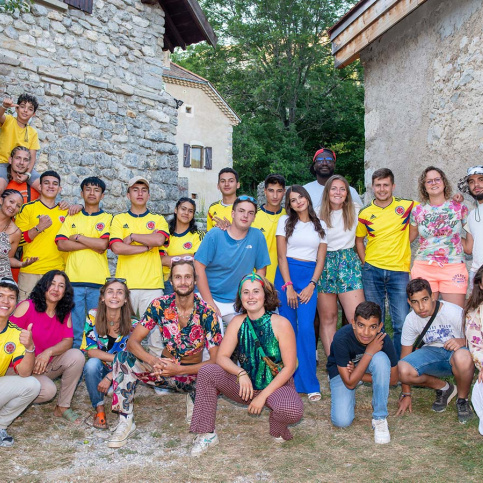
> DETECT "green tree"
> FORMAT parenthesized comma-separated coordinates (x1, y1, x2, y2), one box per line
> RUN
(0, 0, 31, 13)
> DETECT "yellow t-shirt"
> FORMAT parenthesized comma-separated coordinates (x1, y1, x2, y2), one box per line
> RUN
(207, 200, 233, 231)
(252, 205, 286, 283)
(0, 321, 25, 376)
(109, 210, 170, 290)
(56, 209, 113, 285)
(355, 197, 418, 272)
(16, 200, 68, 274)
(0, 115, 40, 164)
(160, 229, 205, 281)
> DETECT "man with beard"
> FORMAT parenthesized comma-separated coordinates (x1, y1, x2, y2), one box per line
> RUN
(107, 258, 222, 448)
(304, 148, 363, 207)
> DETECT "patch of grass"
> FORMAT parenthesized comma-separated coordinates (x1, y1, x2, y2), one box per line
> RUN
(164, 437, 181, 448)
(118, 448, 138, 455)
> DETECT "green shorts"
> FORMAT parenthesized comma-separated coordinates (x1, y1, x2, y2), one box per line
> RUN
(317, 248, 363, 294)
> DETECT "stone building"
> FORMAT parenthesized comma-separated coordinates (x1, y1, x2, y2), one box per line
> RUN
(0, 0, 216, 214)
(329, 0, 483, 200)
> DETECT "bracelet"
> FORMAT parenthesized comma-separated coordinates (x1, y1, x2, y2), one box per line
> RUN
(400, 392, 412, 398)
(25, 346, 35, 353)
(25, 172, 31, 180)
(34, 226, 41, 233)
(236, 370, 247, 383)
(281, 281, 293, 291)
(1, 104, 8, 109)
(309, 280, 317, 287)
(75, 234, 80, 242)
(130, 233, 134, 243)
(364, 352, 374, 357)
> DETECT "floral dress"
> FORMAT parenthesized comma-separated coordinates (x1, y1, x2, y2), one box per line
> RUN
(465, 306, 483, 372)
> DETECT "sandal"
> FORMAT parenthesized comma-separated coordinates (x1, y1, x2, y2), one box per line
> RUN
(93, 411, 108, 430)
(308, 392, 321, 402)
(60, 408, 82, 424)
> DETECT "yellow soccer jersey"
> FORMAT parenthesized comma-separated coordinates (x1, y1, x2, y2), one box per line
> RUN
(0, 115, 40, 164)
(356, 197, 419, 272)
(0, 321, 25, 376)
(109, 210, 169, 290)
(16, 200, 68, 274)
(56, 209, 113, 285)
(160, 229, 205, 281)
(252, 205, 286, 283)
(207, 200, 233, 231)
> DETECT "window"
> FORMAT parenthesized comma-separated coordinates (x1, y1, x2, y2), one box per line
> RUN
(183, 144, 213, 170)
(191, 146, 203, 169)
(63, 0, 93, 14)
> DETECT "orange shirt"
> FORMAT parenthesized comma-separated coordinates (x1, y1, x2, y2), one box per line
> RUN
(6, 180, 39, 204)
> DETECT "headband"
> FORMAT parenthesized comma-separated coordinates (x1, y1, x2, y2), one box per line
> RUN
(238, 273, 265, 297)
(313, 148, 336, 163)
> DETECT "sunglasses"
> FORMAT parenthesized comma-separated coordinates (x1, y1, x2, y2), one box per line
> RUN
(237, 195, 257, 203)
(314, 157, 334, 164)
(172, 256, 194, 262)
(0, 277, 18, 288)
(105, 277, 127, 284)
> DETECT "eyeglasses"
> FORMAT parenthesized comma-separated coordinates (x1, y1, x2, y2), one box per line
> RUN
(0, 277, 18, 288)
(425, 177, 442, 186)
(105, 277, 127, 284)
(172, 256, 194, 262)
(237, 195, 257, 203)
(314, 157, 334, 164)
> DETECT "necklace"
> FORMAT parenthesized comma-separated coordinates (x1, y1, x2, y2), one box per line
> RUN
(177, 306, 195, 320)
(0, 220, 10, 233)
(108, 320, 119, 327)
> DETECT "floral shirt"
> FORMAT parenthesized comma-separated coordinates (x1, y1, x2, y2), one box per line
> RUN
(465, 306, 483, 372)
(410, 200, 468, 265)
(141, 293, 222, 362)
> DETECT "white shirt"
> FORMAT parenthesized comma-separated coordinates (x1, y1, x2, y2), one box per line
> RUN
(276, 215, 327, 262)
(464, 203, 483, 272)
(303, 180, 363, 207)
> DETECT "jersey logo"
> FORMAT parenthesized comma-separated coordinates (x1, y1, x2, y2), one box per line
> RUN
(395, 206, 404, 215)
(123, 224, 129, 229)
(71, 223, 76, 228)
(259, 227, 265, 232)
(246, 245, 253, 249)
(96, 222, 105, 231)
(370, 214, 376, 220)
(183, 242, 193, 250)
(59, 216, 65, 223)
(4, 342, 16, 354)
(146, 221, 155, 230)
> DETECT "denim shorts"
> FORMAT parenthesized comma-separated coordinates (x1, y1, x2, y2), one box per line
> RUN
(402, 345, 468, 378)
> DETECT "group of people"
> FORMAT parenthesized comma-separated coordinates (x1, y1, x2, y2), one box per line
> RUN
(0, 93, 482, 457)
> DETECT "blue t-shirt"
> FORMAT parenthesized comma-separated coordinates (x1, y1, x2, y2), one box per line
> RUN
(326, 324, 398, 380)
(194, 227, 271, 303)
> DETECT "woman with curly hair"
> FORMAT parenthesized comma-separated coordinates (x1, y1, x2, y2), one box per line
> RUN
(10, 270, 85, 423)
(274, 185, 327, 401)
(410, 166, 468, 307)
(189, 274, 303, 456)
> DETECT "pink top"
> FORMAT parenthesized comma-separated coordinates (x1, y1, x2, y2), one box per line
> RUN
(10, 299, 73, 358)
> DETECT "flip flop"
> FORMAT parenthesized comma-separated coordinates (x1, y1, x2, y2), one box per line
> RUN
(308, 392, 321, 402)
(93, 411, 108, 430)
(60, 408, 82, 424)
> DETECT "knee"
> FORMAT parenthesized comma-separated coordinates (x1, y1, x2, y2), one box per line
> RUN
(198, 363, 222, 383)
(38, 377, 57, 402)
(68, 349, 86, 371)
(23, 376, 41, 398)
(371, 352, 390, 373)
(83, 357, 102, 377)
(452, 349, 475, 372)
(332, 412, 354, 428)
(397, 361, 416, 383)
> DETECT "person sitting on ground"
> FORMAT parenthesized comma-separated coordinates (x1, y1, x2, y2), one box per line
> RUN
(397, 278, 475, 423)
(82, 278, 138, 429)
(10, 270, 85, 424)
(107, 258, 222, 449)
(327, 301, 398, 444)
(0, 277, 40, 447)
(0, 94, 41, 195)
(189, 273, 303, 457)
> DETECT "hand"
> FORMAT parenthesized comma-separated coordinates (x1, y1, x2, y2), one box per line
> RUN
(452, 193, 464, 203)
(2, 97, 18, 109)
(37, 215, 52, 232)
(365, 332, 386, 355)
(154, 358, 180, 378)
(238, 373, 253, 401)
(19, 323, 34, 352)
(208, 300, 222, 318)
(21, 257, 38, 268)
(14, 172, 30, 183)
(443, 338, 466, 351)
(68, 204, 83, 216)
(396, 395, 412, 416)
(212, 216, 231, 230)
(478, 371, 483, 384)
(33, 350, 51, 374)
(97, 376, 112, 394)
(248, 393, 267, 415)
(298, 283, 315, 304)
(286, 285, 298, 309)
(346, 361, 355, 374)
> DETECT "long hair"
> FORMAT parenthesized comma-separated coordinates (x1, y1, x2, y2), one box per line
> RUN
(284, 185, 325, 239)
(464, 266, 483, 329)
(29, 270, 74, 324)
(418, 166, 452, 203)
(168, 197, 198, 235)
(319, 175, 355, 230)
(234, 275, 281, 314)
(95, 280, 134, 337)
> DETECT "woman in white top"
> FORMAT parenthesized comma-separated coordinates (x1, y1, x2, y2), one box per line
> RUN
(275, 185, 327, 401)
(317, 175, 364, 356)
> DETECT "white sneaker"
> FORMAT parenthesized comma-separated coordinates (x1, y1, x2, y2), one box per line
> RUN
(372, 418, 390, 444)
(107, 417, 136, 448)
(186, 394, 194, 424)
(191, 432, 219, 457)
(272, 436, 286, 444)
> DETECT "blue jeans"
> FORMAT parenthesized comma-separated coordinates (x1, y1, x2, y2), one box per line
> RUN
(362, 263, 409, 358)
(72, 285, 101, 349)
(330, 351, 391, 427)
(83, 357, 110, 409)
(163, 280, 174, 295)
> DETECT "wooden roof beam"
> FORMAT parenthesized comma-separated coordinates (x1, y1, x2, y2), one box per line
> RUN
(162, 7, 187, 50)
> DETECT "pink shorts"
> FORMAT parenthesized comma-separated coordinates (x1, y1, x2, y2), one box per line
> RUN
(411, 260, 468, 294)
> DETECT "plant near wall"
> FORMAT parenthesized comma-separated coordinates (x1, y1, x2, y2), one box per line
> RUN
(0, 0, 31, 13)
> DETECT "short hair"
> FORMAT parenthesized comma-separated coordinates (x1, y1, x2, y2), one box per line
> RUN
(169, 259, 196, 281)
(17, 93, 39, 113)
(218, 167, 239, 182)
(40, 170, 61, 183)
(232, 195, 257, 212)
(10, 146, 30, 159)
(354, 301, 382, 323)
(1, 188, 22, 202)
(406, 278, 432, 298)
(81, 176, 106, 193)
(264, 173, 286, 189)
(0, 277, 19, 299)
(234, 275, 281, 313)
(417, 166, 452, 202)
(372, 168, 394, 185)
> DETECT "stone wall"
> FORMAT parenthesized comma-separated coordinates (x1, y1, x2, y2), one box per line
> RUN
(0, 0, 187, 215)
(360, 0, 482, 202)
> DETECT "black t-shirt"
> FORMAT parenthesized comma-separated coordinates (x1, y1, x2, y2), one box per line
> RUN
(326, 324, 398, 380)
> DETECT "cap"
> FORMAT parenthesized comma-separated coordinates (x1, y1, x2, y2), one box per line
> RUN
(313, 148, 336, 163)
(458, 166, 483, 193)
(128, 176, 150, 189)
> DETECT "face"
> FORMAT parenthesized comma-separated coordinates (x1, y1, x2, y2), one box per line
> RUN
(424, 170, 444, 197)
(468, 174, 483, 199)
(102, 282, 127, 309)
(231, 201, 256, 230)
(39, 176, 61, 199)
(127, 183, 149, 208)
(240, 280, 265, 313)
(289, 191, 309, 214)
(264, 183, 285, 209)
(313, 153, 335, 178)
(352, 316, 383, 345)
(81, 184, 104, 207)
(372, 177, 394, 203)
(16, 101, 35, 123)
(45, 274, 66, 305)
(175, 201, 195, 224)
(9, 150, 30, 174)
(328, 179, 348, 207)
(0, 286, 17, 318)
(408, 289, 435, 319)
(0, 193, 23, 218)
(171, 263, 196, 296)
(217, 173, 239, 196)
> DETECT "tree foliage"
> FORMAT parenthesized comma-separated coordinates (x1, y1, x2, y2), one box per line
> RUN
(0, 0, 31, 13)
(173, 0, 364, 193)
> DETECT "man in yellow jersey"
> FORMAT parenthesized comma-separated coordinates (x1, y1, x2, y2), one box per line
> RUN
(252, 174, 286, 283)
(206, 168, 239, 231)
(109, 176, 169, 318)
(15, 171, 69, 301)
(56, 177, 112, 349)
(355, 168, 418, 358)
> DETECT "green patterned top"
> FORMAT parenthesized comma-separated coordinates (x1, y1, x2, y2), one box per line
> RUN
(237, 311, 282, 390)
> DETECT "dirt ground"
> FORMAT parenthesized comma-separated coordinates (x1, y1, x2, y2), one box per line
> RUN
(1, 352, 482, 483)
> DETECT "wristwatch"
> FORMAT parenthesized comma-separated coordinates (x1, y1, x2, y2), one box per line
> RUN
(25, 172, 32, 180)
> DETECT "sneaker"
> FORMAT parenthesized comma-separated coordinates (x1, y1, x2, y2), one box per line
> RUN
(186, 394, 194, 425)
(190, 432, 219, 457)
(456, 398, 474, 424)
(372, 418, 390, 444)
(432, 383, 457, 412)
(273, 436, 286, 444)
(0, 429, 14, 447)
(154, 387, 171, 396)
(107, 417, 136, 448)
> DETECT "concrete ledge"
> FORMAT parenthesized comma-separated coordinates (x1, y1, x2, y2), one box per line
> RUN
(36, 0, 68, 11)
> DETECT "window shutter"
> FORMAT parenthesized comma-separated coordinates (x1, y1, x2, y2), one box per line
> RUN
(183, 144, 191, 167)
(63, 0, 94, 14)
(204, 147, 212, 170)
